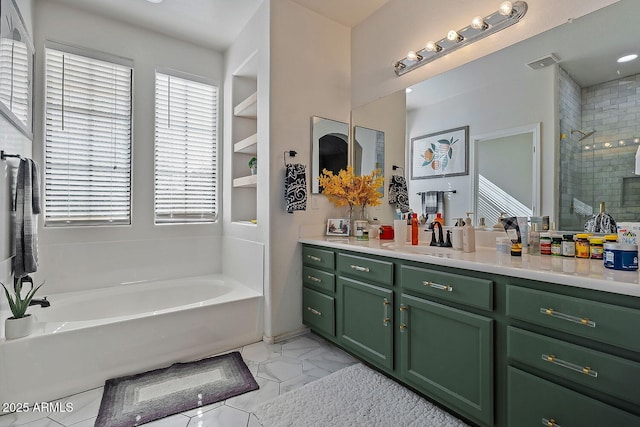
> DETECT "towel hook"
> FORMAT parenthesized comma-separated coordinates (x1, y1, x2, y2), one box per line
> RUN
(392, 164, 404, 174)
(284, 150, 297, 166)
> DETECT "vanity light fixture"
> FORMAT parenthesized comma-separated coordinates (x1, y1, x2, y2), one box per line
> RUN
(394, 1, 528, 76)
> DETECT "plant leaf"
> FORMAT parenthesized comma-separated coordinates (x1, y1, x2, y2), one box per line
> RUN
(448, 148, 453, 159)
(438, 139, 449, 144)
(442, 156, 449, 170)
(431, 143, 436, 151)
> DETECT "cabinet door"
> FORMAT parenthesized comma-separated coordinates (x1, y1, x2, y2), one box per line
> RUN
(399, 293, 493, 426)
(337, 276, 393, 370)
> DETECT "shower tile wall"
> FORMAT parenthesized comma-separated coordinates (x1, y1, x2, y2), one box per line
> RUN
(559, 70, 640, 229)
(581, 73, 640, 222)
(558, 67, 583, 230)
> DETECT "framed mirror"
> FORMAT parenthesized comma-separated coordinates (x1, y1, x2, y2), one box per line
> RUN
(471, 124, 540, 225)
(353, 125, 384, 183)
(0, 0, 34, 139)
(311, 116, 349, 194)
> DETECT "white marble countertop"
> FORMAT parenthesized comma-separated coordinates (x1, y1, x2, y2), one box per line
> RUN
(299, 236, 640, 298)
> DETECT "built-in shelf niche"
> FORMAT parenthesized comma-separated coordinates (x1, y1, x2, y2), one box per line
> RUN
(234, 133, 257, 155)
(233, 174, 257, 188)
(233, 91, 257, 118)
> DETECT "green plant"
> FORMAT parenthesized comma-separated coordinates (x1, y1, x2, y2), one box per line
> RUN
(1, 277, 43, 319)
(248, 157, 257, 168)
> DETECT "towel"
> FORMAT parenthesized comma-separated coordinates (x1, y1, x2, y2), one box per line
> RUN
(388, 175, 410, 213)
(12, 159, 41, 278)
(285, 163, 307, 213)
(423, 191, 439, 214)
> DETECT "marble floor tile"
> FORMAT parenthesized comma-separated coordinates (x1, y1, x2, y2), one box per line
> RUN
(240, 342, 282, 363)
(0, 412, 51, 427)
(145, 414, 191, 427)
(0, 418, 62, 427)
(180, 401, 224, 418)
(224, 377, 280, 413)
(279, 373, 323, 395)
(280, 335, 323, 359)
(48, 388, 103, 426)
(247, 414, 262, 427)
(186, 405, 248, 427)
(256, 357, 303, 383)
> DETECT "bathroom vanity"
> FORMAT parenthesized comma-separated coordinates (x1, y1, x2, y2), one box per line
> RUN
(299, 237, 640, 427)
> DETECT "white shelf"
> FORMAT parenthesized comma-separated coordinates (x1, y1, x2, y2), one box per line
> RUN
(233, 174, 257, 188)
(234, 92, 257, 118)
(233, 220, 257, 226)
(234, 133, 258, 154)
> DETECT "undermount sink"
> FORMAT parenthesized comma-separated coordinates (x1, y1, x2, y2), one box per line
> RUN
(381, 242, 455, 256)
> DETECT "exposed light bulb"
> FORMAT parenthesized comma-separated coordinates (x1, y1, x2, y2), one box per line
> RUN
(447, 30, 463, 42)
(617, 54, 638, 63)
(471, 16, 487, 30)
(499, 1, 513, 16)
(584, 146, 590, 150)
(407, 51, 423, 61)
(425, 41, 441, 52)
(604, 142, 612, 148)
(634, 138, 640, 143)
(620, 140, 626, 145)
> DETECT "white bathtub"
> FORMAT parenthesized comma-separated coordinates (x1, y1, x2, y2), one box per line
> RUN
(0, 274, 263, 405)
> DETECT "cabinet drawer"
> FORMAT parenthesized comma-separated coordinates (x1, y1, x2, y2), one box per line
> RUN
(302, 246, 335, 270)
(337, 253, 393, 286)
(303, 266, 335, 293)
(506, 285, 640, 352)
(400, 265, 493, 310)
(508, 326, 640, 406)
(508, 367, 640, 427)
(303, 287, 335, 337)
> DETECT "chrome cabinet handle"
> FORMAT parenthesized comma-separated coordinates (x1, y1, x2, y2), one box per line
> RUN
(307, 275, 322, 283)
(542, 418, 562, 427)
(541, 354, 598, 378)
(307, 255, 322, 262)
(383, 298, 390, 326)
(306, 307, 322, 316)
(540, 308, 596, 328)
(423, 281, 453, 292)
(350, 264, 370, 272)
(399, 305, 408, 332)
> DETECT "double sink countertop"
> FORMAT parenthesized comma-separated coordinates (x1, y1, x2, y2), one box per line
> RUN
(299, 236, 640, 298)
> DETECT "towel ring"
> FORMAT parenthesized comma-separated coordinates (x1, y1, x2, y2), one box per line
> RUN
(392, 165, 404, 174)
(284, 150, 297, 165)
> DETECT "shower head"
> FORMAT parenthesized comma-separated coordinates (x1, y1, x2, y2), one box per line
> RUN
(571, 129, 596, 141)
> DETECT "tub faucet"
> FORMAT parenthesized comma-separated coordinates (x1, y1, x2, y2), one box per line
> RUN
(29, 297, 50, 308)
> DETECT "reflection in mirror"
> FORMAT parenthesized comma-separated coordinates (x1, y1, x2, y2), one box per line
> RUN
(473, 125, 540, 224)
(0, 0, 34, 138)
(353, 126, 384, 185)
(311, 116, 349, 194)
(401, 0, 640, 227)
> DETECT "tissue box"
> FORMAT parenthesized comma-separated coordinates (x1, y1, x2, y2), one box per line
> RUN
(617, 222, 640, 245)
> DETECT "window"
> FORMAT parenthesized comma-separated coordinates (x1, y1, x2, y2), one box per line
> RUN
(154, 71, 218, 224)
(44, 44, 132, 226)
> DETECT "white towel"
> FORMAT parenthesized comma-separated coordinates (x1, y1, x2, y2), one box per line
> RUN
(13, 159, 41, 278)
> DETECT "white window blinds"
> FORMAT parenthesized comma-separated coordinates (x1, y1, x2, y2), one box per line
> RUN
(154, 72, 218, 224)
(44, 46, 132, 226)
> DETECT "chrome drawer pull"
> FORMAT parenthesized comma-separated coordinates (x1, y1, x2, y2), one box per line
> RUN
(306, 307, 322, 316)
(350, 264, 370, 272)
(383, 298, 390, 326)
(541, 418, 561, 427)
(307, 275, 322, 283)
(307, 255, 322, 262)
(542, 354, 598, 378)
(423, 281, 453, 292)
(539, 308, 596, 328)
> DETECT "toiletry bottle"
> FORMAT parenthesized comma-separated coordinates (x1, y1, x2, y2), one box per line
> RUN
(529, 223, 540, 255)
(462, 212, 476, 253)
(411, 213, 419, 245)
(434, 212, 445, 227)
(452, 218, 464, 250)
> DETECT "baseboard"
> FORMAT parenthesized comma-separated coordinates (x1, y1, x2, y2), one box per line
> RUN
(262, 327, 309, 344)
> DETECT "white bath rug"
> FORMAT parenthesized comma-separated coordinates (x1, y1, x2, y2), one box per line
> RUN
(253, 363, 469, 427)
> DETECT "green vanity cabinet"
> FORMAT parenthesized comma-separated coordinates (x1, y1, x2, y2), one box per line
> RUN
(337, 276, 394, 370)
(399, 294, 494, 425)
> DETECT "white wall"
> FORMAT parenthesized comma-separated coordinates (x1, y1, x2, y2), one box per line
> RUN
(351, 0, 619, 108)
(32, 1, 225, 293)
(267, 0, 351, 340)
(406, 46, 556, 225)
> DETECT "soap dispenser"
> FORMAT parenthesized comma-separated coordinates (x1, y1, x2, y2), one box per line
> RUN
(452, 218, 464, 251)
(493, 212, 507, 229)
(462, 212, 476, 253)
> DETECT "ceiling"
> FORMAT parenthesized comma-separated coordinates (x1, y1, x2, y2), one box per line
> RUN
(47, 0, 390, 51)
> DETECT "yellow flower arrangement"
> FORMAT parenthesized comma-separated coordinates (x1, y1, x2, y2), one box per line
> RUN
(317, 166, 384, 213)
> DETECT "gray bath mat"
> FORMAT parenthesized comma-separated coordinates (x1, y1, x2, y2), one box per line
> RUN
(95, 351, 258, 427)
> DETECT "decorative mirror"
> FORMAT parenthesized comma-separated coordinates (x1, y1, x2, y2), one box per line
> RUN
(311, 116, 349, 194)
(0, 0, 34, 139)
(353, 126, 384, 182)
